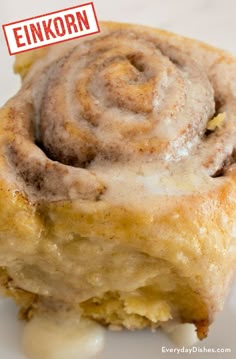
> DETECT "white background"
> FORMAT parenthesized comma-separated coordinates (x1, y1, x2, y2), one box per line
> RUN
(0, 1, 236, 358)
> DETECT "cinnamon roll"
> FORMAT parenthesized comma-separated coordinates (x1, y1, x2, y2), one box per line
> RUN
(0, 22, 236, 340)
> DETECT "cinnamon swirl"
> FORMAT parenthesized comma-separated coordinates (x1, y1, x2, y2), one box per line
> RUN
(0, 22, 236, 340)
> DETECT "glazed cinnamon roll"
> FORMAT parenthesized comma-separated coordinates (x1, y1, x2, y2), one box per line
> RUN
(0, 22, 236, 340)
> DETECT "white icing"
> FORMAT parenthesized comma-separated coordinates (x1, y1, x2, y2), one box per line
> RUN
(22, 314, 104, 359)
(162, 322, 198, 347)
(3, 24, 235, 205)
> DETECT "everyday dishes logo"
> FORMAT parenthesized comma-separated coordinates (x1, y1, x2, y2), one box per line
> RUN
(2, 2, 100, 55)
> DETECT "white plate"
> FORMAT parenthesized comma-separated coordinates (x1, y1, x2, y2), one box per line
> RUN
(0, 281, 235, 359)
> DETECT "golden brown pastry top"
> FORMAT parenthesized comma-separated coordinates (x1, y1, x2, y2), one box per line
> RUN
(0, 21, 235, 207)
